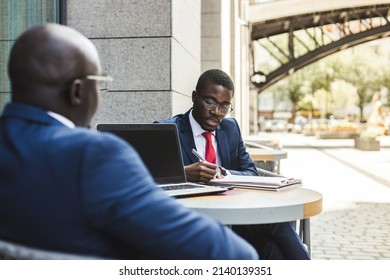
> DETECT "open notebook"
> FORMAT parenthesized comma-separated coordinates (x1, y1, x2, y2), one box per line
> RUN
(96, 123, 228, 197)
(209, 175, 302, 191)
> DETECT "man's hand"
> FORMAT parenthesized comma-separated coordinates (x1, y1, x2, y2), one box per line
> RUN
(184, 161, 221, 182)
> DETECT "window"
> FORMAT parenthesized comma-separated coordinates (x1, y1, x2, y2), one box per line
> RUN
(0, 0, 63, 112)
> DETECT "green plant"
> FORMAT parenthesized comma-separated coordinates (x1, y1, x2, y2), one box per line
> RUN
(359, 131, 378, 140)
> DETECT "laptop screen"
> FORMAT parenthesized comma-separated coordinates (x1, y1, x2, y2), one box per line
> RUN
(96, 123, 186, 185)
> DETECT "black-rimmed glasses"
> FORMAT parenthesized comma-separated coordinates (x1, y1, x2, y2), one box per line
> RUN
(199, 96, 233, 115)
(84, 75, 114, 91)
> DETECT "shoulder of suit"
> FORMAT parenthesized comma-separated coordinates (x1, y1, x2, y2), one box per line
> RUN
(155, 113, 185, 124)
(220, 117, 239, 128)
(69, 127, 130, 150)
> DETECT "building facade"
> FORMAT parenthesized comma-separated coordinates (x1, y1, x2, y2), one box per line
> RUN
(0, 0, 61, 112)
(0, 0, 252, 133)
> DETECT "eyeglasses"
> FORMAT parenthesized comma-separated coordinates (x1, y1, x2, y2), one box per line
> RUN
(84, 75, 114, 92)
(199, 96, 233, 115)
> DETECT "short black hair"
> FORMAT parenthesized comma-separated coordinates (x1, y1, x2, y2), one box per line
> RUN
(195, 69, 234, 95)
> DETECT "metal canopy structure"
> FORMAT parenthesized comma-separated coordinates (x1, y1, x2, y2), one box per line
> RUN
(250, 3, 390, 92)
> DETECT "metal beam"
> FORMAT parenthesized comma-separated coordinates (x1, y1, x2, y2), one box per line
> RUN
(253, 24, 390, 92)
(251, 4, 390, 92)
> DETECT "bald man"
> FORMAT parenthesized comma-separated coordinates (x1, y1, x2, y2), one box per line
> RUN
(0, 24, 257, 260)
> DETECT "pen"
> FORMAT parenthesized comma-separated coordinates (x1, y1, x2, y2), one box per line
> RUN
(192, 148, 205, 162)
(192, 149, 224, 179)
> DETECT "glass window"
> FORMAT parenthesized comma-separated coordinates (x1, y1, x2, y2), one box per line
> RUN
(0, 0, 62, 112)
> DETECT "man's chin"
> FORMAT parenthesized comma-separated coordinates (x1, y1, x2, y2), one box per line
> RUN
(202, 122, 219, 132)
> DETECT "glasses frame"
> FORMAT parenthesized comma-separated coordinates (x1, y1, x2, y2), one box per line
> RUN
(199, 95, 233, 115)
(84, 75, 114, 91)
(84, 75, 114, 82)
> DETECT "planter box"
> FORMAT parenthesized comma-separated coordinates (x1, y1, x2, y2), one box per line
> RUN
(354, 138, 380, 151)
(316, 132, 359, 139)
(302, 130, 315, 136)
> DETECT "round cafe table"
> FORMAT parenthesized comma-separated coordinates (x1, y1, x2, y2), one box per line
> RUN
(178, 187, 322, 255)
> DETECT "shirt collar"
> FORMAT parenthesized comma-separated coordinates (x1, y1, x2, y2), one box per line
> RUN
(189, 109, 215, 137)
(47, 111, 76, 128)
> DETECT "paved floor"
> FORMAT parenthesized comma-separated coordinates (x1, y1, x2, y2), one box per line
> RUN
(257, 133, 390, 260)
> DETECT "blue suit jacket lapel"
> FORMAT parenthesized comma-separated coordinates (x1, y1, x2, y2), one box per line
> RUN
(216, 127, 230, 168)
(179, 111, 199, 164)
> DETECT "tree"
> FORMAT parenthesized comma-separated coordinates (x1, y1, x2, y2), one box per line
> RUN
(338, 48, 382, 121)
(287, 74, 305, 123)
(298, 94, 317, 126)
(256, 36, 390, 122)
(267, 71, 306, 124)
(331, 80, 358, 119)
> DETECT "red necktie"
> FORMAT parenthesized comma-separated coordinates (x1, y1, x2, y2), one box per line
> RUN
(202, 132, 216, 164)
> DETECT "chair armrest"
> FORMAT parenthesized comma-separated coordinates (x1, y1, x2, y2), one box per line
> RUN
(0, 238, 99, 260)
(256, 167, 285, 177)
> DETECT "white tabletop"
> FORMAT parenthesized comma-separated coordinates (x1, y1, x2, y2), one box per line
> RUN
(178, 187, 322, 225)
(246, 148, 288, 161)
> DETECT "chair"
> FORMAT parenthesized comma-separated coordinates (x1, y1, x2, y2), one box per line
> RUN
(255, 168, 311, 256)
(245, 140, 281, 174)
(0, 238, 98, 260)
(256, 167, 284, 177)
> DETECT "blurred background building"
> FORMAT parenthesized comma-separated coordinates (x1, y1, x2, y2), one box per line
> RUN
(1, 0, 390, 136)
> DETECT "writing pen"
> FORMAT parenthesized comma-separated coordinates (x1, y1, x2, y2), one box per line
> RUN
(192, 148, 205, 162)
(191, 148, 224, 178)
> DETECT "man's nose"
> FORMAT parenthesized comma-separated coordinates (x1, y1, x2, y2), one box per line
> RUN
(210, 106, 225, 116)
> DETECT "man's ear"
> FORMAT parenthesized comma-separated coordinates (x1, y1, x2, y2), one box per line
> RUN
(192, 90, 197, 103)
(69, 79, 83, 106)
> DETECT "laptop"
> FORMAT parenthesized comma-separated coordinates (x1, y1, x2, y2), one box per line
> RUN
(96, 123, 228, 197)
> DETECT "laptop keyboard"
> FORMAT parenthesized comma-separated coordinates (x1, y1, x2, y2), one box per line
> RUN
(162, 184, 205, 191)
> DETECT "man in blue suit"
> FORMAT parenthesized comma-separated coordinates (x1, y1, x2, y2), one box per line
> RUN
(0, 24, 257, 260)
(156, 69, 310, 259)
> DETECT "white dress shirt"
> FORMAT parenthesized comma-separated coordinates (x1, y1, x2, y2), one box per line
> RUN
(189, 109, 221, 165)
(47, 111, 75, 128)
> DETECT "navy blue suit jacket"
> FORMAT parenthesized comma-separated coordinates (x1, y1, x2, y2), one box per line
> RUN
(156, 110, 258, 176)
(0, 103, 257, 260)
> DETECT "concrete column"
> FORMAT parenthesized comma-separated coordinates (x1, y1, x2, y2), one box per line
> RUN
(66, 0, 200, 125)
(201, 0, 250, 136)
(201, 0, 231, 73)
(230, 0, 251, 136)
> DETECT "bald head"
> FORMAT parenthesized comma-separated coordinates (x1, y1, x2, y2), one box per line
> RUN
(8, 23, 102, 127)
